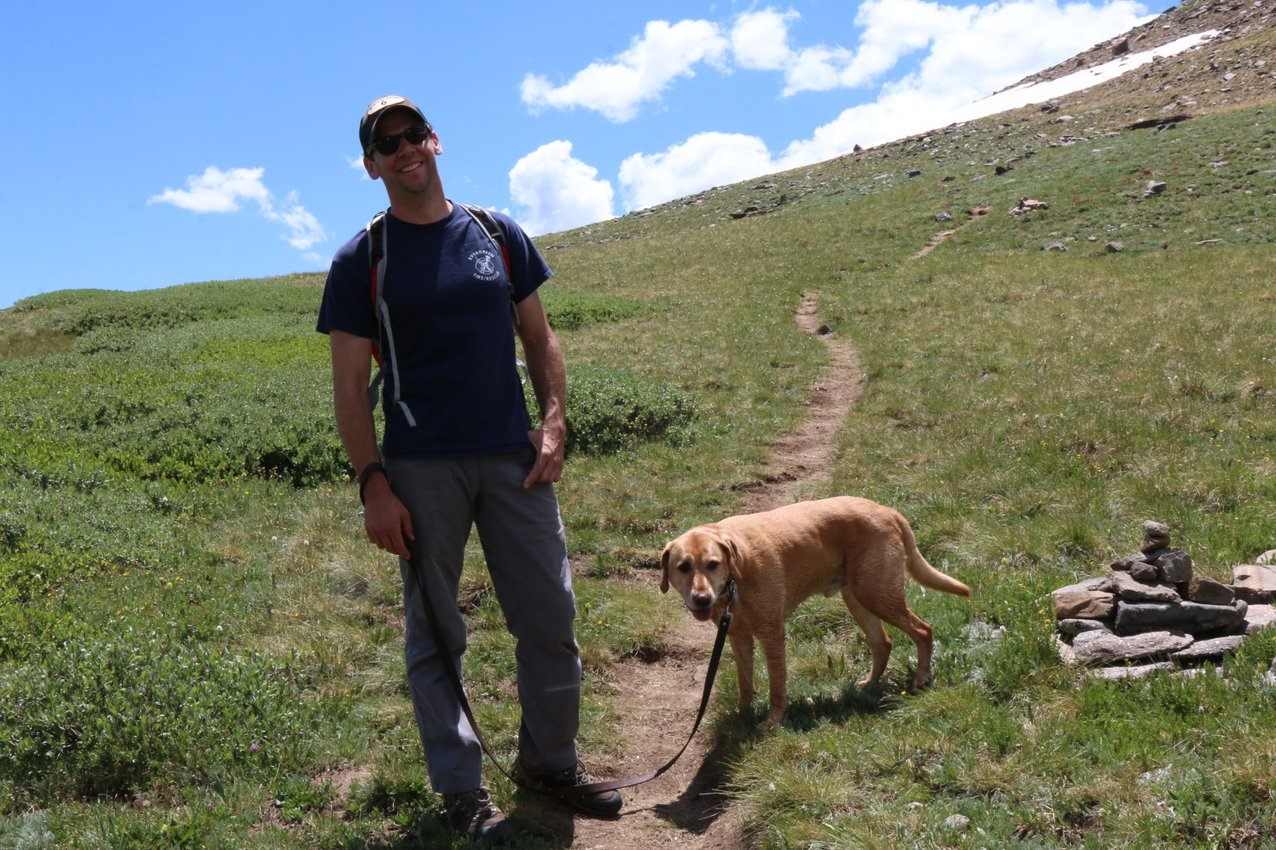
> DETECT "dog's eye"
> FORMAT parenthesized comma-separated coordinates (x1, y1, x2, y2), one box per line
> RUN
(677, 561, 691, 574)
(706, 560, 719, 571)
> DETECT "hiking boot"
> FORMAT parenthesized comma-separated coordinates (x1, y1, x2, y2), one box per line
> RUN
(514, 757, 623, 817)
(442, 787, 513, 842)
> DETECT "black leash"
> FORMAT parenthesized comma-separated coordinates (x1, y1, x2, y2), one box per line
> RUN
(407, 545, 735, 800)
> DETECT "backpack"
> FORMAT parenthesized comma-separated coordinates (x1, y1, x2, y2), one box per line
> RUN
(365, 203, 518, 419)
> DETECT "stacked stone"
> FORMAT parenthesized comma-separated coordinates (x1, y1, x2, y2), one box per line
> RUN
(1052, 521, 1276, 678)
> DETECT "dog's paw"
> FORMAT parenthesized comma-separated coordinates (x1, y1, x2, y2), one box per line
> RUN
(757, 711, 785, 732)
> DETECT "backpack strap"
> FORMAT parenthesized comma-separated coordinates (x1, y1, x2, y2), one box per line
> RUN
(459, 203, 518, 326)
(365, 211, 389, 411)
(365, 210, 415, 424)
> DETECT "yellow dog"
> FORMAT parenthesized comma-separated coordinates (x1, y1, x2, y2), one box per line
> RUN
(661, 497, 971, 730)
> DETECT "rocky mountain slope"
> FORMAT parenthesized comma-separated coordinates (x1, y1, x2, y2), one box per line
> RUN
(557, 0, 1273, 249)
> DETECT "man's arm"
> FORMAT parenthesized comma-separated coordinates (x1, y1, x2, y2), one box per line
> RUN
(514, 292, 567, 487)
(329, 330, 413, 557)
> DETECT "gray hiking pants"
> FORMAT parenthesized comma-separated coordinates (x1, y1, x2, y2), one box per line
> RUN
(385, 450, 581, 795)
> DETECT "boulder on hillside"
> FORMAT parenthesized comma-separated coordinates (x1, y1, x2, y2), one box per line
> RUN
(1070, 629, 1193, 665)
(1233, 564, 1276, 603)
(1153, 547, 1194, 584)
(1186, 576, 1235, 606)
(1054, 589, 1116, 620)
(1115, 600, 1246, 635)
(1141, 520, 1171, 553)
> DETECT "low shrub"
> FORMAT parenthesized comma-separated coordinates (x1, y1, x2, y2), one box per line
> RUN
(564, 366, 697, 455)
(542, 290, 645, 330)
(0, 626, 335, 809)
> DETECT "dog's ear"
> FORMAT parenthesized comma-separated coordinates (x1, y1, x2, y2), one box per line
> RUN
(722, 534, 744, 583)
(659, 544, 672, 593)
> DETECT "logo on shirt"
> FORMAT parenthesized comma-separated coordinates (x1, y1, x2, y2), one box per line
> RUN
(469, 248, 502, 281)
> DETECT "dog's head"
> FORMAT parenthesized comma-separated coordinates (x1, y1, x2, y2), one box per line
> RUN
(660, 525, 743, 622)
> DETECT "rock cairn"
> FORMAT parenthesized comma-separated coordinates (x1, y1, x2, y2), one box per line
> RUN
(1053, 521, 1276, 680)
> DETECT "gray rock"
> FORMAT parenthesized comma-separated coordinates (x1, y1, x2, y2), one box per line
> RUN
(1058, 618, 1112, 637)
(942, 814, 972, 832)
(1153, 548, 1193, 583)
(1055, 635, 1078, 666)
(1141, 520, 1172, 553)
(1244, 604, 1276, 635)
(1256, 549, 1276, 566)
(1055, 576, 1115, 596)
(1111, 553, 1149, 572)
(1111, 571, 1182, 604)
(1055, 589, 1116, 620)
(1071, 630, 1193, 665)
(1171, 635, 1245, 663)
(1116, 600, 1245, 635)
(1129, 561, 1160, 583)
(1233, 564, 1276, 603)
(1186, 576, 1234, 606)
(1144, 180, 1168, 197)
(1093, 661, 1176, 680)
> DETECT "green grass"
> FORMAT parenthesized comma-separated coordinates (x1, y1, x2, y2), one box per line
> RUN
(0, 85, 1273, 848)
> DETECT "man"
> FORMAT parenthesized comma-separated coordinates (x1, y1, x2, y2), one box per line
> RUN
(316, 95, 621, 842)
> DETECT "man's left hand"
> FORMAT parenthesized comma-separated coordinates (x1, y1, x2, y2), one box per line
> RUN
(525, 428, 564, 487)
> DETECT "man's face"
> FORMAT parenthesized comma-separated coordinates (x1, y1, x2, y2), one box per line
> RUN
(363, 110, 440, 193)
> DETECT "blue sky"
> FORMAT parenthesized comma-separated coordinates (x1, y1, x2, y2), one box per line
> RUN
(0, 0, 1160, 309)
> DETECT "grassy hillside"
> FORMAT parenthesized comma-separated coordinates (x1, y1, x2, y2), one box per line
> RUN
(1, 7, 1273, 847)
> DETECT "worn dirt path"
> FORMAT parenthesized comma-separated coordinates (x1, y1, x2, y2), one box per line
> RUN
(527, 293, 864, 849)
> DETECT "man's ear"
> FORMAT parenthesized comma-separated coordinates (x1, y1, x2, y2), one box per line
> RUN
(364, 155, 381, 181)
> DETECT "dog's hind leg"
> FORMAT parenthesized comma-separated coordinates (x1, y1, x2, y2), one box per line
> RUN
(849, 591, 936, 690)
(847, 543, 938, 690)
(840, 589, 892, 686)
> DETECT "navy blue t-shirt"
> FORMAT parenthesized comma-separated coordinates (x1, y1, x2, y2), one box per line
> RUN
(316, 204, 552, 459)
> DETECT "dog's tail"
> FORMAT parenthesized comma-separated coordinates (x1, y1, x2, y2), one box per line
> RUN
(898, 512, 971, 597)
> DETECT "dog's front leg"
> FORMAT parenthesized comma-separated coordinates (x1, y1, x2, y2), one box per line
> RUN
(728, 630, 756, 713)
(757, 630, 788, 731)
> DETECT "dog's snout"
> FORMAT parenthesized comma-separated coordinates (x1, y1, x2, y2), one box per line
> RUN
(691, 590, 714, 609)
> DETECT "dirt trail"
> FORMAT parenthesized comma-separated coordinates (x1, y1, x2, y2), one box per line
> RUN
(910, 206, 990, 259)
(532, 294, 864, 849)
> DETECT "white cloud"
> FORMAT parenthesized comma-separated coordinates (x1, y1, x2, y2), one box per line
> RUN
(730, 8, 799, 71)
(149, 166, 270, 213)
(509, 141, 616, 235)
(516, 0, 1160, 225)
(149, 166, 326, 252)
(520, 19, 730, 123)
(778, 0, 1152, 167)
(268, 192, 326, 251)
(618, 132, 777, 211)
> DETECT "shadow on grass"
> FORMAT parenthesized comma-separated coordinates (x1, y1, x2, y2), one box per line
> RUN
(332, 684, 906, 848)
(776, 679, 903, 733)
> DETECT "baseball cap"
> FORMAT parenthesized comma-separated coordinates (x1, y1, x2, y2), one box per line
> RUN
(359, 95, 428, 154)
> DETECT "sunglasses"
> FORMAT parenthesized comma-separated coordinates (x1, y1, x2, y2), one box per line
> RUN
(367, 123, 432, 157)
